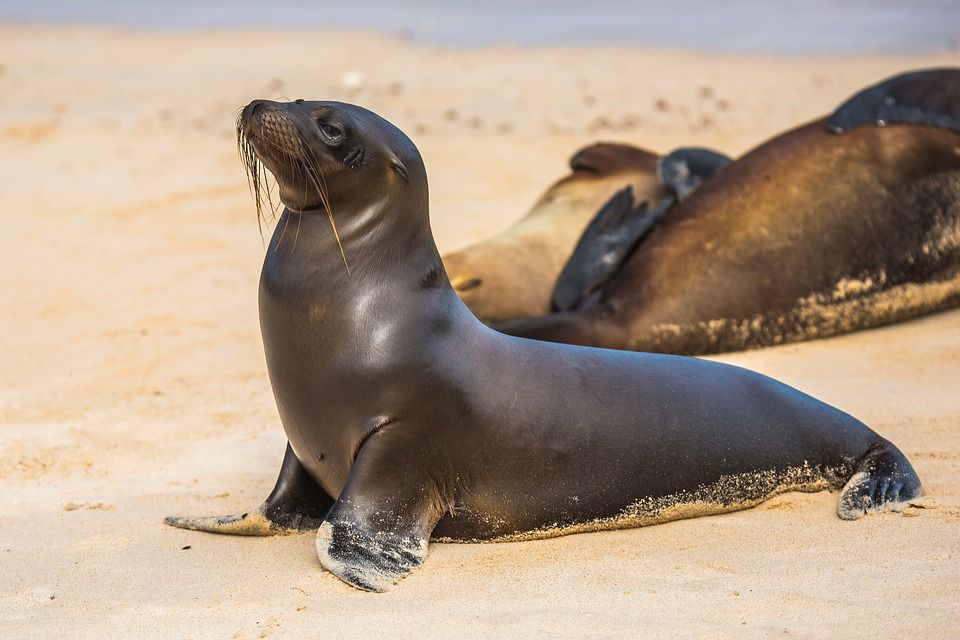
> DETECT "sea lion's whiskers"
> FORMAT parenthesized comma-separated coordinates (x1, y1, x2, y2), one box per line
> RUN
(240, 132, 274, 231)
(263, 135, 285, 225)
(254, 120, 280, 227)
(236, 108, 348, 272)
(291, 208, 303, 255)
(276, 204, 293, 248)
(239, 133, 273, 239)
(254, 131, 308, 256)
(301, 141, 350, 274)
(236, 121, 264, 238)
(273, 152, 298, 251)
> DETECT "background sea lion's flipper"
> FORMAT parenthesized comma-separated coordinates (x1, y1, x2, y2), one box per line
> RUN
(551, 187, 663, 311)
(164, 443, 334, 535)
(551, 147, 728, 312)
(657, 147, 731, 201)
(315, 426, 446, 592)
(827, 68, 960, 133)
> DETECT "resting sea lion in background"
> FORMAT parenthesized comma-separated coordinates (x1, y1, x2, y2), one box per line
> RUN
(497, 68, 960, 355)
(442, 144, 729, 323)
(165, 98, 921, 592)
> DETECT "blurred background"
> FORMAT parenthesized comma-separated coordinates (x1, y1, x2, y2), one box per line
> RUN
(2, 4, 959, 638)
(1, 0, 958, 53)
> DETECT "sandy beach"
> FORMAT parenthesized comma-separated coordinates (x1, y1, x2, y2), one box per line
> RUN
(1, 26, 958, 638)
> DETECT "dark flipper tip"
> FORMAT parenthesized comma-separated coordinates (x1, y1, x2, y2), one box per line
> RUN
(315, 521, 428, 593)
(552, 186, 649, 312)
(827, 68, 960, 134)
(657, 147, 731, 201)
(551, 145, 727, 311)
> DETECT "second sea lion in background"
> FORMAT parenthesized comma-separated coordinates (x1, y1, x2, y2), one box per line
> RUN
(498, 68, 960, 355)
(442, 143, 729, 323)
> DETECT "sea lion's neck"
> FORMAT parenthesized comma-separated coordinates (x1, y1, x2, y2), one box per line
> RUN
(264, 205, 456, 312)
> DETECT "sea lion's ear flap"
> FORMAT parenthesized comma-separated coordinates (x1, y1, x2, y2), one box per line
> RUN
(826, 68, 960, 134)
(657, 147, 731, 201)
(390, 159, 410, 183)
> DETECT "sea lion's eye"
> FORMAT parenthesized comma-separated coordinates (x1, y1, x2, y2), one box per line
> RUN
(318, 122, 344, 142)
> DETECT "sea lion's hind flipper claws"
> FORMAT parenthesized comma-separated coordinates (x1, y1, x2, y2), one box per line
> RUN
(838, 441, 922, 520)
(827, 68, 960, 134)
(552, 187, 663, 312)
(316, 521, 427, 592)
(657, 147, 731, 201)
(164, 509, 281, 535)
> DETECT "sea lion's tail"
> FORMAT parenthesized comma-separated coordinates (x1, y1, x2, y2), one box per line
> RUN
(837, 440, 922, 520)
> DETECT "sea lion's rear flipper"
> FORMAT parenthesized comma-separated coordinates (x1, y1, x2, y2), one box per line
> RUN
(315, 427, 444, 592)
(827, 68, 960, 134)
(657, 147, 731, 201)
(838, 441, 922, 520)
(164, 443, 334, 536)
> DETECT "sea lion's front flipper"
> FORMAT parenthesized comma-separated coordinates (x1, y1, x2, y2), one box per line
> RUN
(657, 147, 731, 201)
(164, 443, 335, 536)
(551, 187, 671, 311)
(827, 68, 960, 134)
(838, 440, 922, 520)
(551, 147, 729, 312)
(315, 427, 445, 592)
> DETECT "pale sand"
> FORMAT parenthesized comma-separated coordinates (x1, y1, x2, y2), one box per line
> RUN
(1, 27, 958, 638)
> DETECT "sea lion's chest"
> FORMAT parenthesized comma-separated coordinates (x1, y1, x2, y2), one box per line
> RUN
(257, 245, 439, 494)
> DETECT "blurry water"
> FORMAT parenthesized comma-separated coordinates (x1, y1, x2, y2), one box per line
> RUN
(0, 0, 957, 53)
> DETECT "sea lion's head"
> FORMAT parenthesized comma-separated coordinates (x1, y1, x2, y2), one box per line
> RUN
(238, 99, 427, 233)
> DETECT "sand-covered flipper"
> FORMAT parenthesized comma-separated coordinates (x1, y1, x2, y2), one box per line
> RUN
(838, 440, 922, 520)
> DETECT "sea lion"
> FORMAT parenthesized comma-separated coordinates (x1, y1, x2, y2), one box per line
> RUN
(166, 98, 921, 592)
(442, 144, 729, 323)
(497, 69, 960, 354)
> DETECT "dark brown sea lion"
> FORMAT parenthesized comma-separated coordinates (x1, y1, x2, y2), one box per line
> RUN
(496, 69, 960, 354)
(165, 98, 921, 592)
(442, 144, 729, 323)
